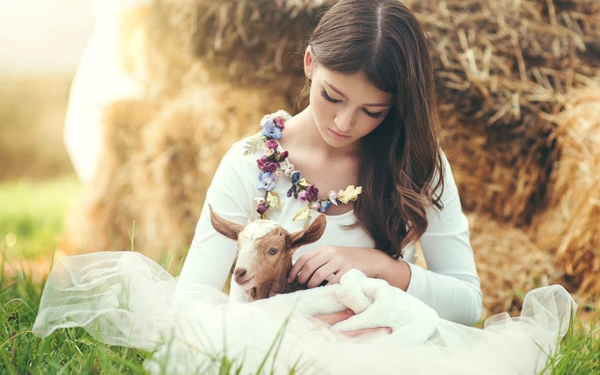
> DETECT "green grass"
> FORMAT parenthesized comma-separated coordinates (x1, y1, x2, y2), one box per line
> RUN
(0, 177, 598, 374)
(0, 257, 151, 374)
(0, 176, 81, 259)
(544, 309, 600, 375)
(1, 257, 598, 375)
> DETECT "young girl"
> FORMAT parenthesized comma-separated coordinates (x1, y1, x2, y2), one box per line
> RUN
(34, 0, 575, 372)
(174, 0, 482, 327)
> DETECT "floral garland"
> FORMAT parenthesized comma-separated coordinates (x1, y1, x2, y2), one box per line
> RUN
(243, 110, 362, 227)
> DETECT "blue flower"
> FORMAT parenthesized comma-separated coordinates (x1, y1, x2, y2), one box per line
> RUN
(261, 120, 282, 139)
(318, 201, 331, 213)
(290, 170, 301, 185)
(257, 171, 276, 191)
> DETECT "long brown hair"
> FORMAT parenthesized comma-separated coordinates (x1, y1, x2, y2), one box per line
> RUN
(308, 0, 445, 257)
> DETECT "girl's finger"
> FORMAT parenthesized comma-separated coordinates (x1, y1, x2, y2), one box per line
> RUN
(314, 309, 354, 325)
(341, 327, 392, 338)
(325, 270, 345, 285)
(288, 250, 320, 283)
(295, 252, 330, 285)
(306, 262, 338, 288)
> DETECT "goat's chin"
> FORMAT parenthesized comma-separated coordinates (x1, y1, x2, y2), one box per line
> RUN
(235, 276, 256, 290)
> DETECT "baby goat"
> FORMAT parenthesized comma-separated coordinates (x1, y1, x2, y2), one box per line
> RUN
(209, 206, 326, 302)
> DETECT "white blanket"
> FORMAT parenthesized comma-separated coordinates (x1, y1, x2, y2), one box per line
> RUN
(33, 251, 576, 375)
(254, 269, 439, 346)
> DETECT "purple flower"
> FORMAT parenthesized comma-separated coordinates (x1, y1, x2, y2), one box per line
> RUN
(290, 170, 301, 185)
(306, 184, 319, 201)
(257, 156, 279, 173)
(287, 184, 298, 198)
(318, 201, 331, 213)
(257, 203, 268, 215)
(277, 150, 289, 162)
(274, 116, 285, 128)
(298, 190, 307, 202)
(265, 139, 279, 149)
(257, 171, 276, 191)
(261, 120, 282, 139)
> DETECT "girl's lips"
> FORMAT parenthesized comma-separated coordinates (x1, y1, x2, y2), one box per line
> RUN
(329, 128, 351, 140)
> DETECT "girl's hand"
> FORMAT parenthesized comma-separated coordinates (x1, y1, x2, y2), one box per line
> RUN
(314, 309, 392, 338)
(288, 246, 390, 288)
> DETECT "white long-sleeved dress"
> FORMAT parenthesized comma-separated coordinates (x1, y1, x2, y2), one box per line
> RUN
(33, 114, 575, 375)
(175, 124, 482, 325)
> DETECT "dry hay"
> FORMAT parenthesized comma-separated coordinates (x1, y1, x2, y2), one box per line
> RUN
(64, 99, 155, 254)
(64, 65, 289, 258)
(468, 213, 561, 315)
(143, 0, 336, 102)
(64, 0, 600, 307)
(528, 84, 600, 297)
(132, 70, 289, 256)
(405, 0, 600, 224)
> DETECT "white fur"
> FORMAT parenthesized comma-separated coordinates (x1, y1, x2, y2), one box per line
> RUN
(235, 221, 279, 275)
(256, 269, 440, 340)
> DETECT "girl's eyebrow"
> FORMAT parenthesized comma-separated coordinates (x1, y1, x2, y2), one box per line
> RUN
(323, 80, 392, 107)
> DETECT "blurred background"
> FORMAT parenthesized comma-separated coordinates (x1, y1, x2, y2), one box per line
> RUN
(0, 0, 94, 267)
(0, 0, 598, 317)
(1, 0, 94, 179)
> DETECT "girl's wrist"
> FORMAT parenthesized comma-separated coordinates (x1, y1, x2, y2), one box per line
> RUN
(374, 254, 411, 291)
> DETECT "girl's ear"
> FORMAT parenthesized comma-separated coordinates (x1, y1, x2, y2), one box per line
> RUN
(304, 46, 314, 78)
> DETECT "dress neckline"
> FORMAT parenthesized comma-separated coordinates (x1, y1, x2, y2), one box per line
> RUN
(245, 110, 362, 227)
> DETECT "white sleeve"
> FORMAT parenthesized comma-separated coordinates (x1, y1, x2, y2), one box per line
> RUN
(405, 153, 483, 326)
(173, 142, 256, 301)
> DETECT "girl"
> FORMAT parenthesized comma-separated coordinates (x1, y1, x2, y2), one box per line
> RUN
(34, 1, 575, 372)
(174, 0, 482, 327)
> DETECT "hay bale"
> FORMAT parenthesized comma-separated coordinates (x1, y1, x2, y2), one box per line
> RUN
(468, 213, 561, 315)
(132, 70, 289, 257)
(64, 64, 289, 258)
(406, 0, 600, 224)
(529, 84, 600, 296)
(142, 0, 336, 103)
(65, 0, 600, 298)
(64, 99, 155, 254)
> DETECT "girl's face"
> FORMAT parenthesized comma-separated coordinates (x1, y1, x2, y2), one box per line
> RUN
(305, 51, 394, 151)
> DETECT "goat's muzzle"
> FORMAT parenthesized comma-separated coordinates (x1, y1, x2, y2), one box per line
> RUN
(234, 268, 253, 287)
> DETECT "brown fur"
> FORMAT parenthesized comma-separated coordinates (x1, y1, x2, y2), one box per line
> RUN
(209, 205, 326, 301)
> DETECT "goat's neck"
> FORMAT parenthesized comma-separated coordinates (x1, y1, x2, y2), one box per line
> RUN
(250, 275, 305, 301)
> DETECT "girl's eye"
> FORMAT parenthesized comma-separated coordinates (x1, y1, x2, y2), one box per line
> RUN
(268, 248, 278, 255)
(321, 89, 341, 104)
(364, 109, 384, 119)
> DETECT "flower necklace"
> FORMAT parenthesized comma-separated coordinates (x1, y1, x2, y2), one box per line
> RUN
(243, 110, 362, 227)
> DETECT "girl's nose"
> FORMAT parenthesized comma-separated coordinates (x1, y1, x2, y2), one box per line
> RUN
(334, 109, 356, 133)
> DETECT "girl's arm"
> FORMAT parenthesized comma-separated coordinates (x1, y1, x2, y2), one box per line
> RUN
(404, 153, 482, 325)
(173, 142, 255, 302)
(289, 153, 482, 326)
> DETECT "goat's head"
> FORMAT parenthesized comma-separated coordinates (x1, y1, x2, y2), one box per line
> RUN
(209, 205, 326, 300)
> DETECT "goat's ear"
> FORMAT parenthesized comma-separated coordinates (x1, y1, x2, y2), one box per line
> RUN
(289, 214, 326, 250)
(209, 204, 244, 241)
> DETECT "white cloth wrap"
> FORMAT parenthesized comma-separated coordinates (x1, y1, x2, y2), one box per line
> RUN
(34, 252, 576, 375)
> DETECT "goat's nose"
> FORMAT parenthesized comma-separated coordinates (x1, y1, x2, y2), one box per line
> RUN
(234, 268, 247, 281)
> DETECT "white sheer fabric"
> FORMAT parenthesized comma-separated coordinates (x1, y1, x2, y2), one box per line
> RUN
(63, 0, 149, 182)
(34, 252, 576, 374)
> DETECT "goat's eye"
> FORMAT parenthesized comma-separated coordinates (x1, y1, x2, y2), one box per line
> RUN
(268, 248, 278, 255)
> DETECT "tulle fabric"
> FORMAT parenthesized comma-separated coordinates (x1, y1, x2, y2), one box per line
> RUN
(34, 252, 576, 374)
